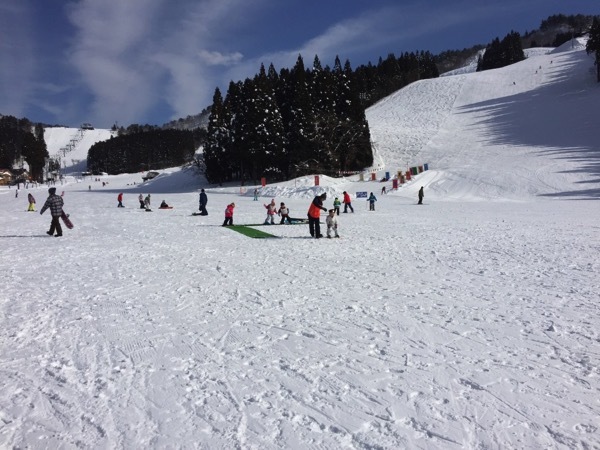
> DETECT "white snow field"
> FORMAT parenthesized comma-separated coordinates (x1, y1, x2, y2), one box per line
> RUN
(1, 38, 599, 449)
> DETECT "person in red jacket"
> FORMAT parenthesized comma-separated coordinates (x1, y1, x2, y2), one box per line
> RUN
(307, 193, 327, 238)
(223, 202, 235, 226)
(117, 192, 124, 207)
(342, 191, 354, 213)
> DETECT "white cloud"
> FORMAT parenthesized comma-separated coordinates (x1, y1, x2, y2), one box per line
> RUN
(198, 50, 244, 66)
(6, 0, 543, 126)
(62, 0, 267, 125)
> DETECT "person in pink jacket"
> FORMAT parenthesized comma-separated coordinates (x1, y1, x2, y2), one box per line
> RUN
(263, 199, 277, 224)
(223, 203, 235, 226)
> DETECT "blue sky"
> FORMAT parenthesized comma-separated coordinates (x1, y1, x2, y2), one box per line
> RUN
(0, 0, 597, 128)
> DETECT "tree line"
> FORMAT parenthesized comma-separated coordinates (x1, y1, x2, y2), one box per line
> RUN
(477, 31, 526, 71)
(587, 17, 600, 82)
(3, 14, 597, 182)
(203, 51, 438, 184)
(87, 128, 199, 174)
(0, 116, 48, 181)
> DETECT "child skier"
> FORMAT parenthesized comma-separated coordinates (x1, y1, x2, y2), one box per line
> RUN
(278, 202, 292, 224)
(333, 197, 341, 215)
(27, 193, 36, 211)
(223, 202, 235, 226)
(264, 199, 277, 224)
(326, 209, 340, 238)
(367, 192, 377, 211)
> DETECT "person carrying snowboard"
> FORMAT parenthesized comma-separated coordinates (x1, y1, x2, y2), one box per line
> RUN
(418, 186, 424, 205)
(307, 193, 327, 238)
(40, 187, 64, 237)
(367, 192, 377, 211)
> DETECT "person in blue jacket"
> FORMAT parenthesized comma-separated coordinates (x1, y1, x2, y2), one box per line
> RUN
(367, 192, 377, 211)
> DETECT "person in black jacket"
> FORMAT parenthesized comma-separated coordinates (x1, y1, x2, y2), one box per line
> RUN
(199, 189, 208, 215)
(40, 187, 64, 237)
(418, 186, 424, 205)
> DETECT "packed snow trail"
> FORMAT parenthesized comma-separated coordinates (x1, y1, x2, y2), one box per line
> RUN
(367, 38, 600, 201)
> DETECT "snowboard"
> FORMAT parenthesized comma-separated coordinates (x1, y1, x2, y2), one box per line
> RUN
(61, 211, 73, 229)
(192, 212, 208, 216)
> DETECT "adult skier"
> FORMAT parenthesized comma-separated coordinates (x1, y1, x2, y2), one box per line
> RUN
(199, 189, 208, 215)
(307, 193, 328, 238)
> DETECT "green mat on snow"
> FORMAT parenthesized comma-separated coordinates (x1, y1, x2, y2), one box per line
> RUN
(226, 225, 278, 238)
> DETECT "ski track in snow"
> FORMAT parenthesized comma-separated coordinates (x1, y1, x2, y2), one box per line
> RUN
(1, 195, 598, 449)
(1, 39, 599, 449)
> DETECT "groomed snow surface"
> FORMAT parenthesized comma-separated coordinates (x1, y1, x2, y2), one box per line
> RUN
(1, 39, 599, 449)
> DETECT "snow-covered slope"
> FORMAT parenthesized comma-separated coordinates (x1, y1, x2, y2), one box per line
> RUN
(44, 127, 114, 174)
(367, 38, 599, 201)
(1, 39, 598, 450)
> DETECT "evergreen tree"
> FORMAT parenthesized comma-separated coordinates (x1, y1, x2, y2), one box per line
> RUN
(586, 17, 600, 82)
(225, 80, 246, 181)
(244, 64, 286, 182)
(0, 116, 48, 181)
(279, 56, 317, 177)
(203, 87, 229, 184)
(477, 32, 525, 71)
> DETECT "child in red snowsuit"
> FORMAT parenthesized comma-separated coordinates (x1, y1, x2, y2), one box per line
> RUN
(223, 203, 235, 226)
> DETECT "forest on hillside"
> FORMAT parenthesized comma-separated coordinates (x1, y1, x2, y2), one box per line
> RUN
(2, 14, 597, 183)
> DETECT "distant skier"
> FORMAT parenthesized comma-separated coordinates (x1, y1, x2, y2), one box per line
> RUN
(253, 188, 259, 201)
(367, 192, 377, 211)
(27, 193, 36, 211)
(199, 189, 208, 215)
(144, 194, 151, 210)
(138, 193, 145, 209)
(117, 192, 124, 207)
(418, 186, 424, 205)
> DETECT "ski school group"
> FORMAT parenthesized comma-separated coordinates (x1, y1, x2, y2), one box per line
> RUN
(31, 184, 423, 239)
